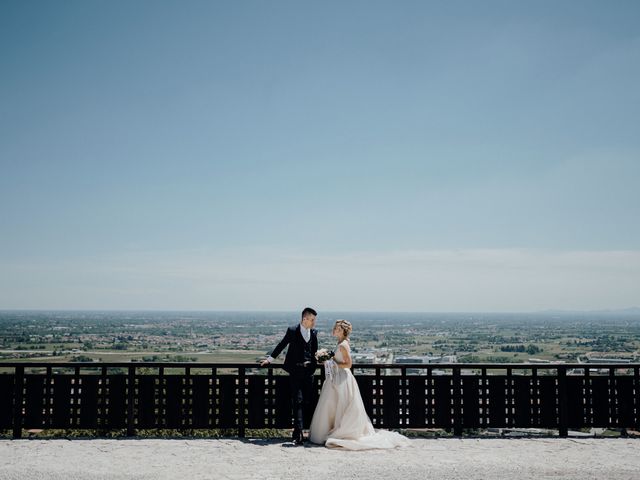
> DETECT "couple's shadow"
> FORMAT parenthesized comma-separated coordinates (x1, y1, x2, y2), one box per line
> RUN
(242, 437, 323, 448)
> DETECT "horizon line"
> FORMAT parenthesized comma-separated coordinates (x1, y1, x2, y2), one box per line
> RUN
(1, 307, 639, 315)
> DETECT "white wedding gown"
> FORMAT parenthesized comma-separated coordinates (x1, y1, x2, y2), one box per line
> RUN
(309, 340, 411, 450)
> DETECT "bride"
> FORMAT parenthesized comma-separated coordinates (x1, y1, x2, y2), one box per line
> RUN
(309, 319, 410, 449)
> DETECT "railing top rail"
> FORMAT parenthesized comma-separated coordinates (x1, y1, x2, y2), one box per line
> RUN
(0, 361, 637, 369)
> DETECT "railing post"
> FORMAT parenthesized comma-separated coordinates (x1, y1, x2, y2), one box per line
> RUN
(609, 367, 616, 429)
(399, 366, 406, 427)
(557, 366, 568, 437)
(238, 366, 246, 438)
(45, 366, 53, 429)
(211, 367, 217, 429)
(375, 365, 382, 427)
(184, 367, 191, 430)
(481, 367, 487, 427)
(100, 366, 107, 429)
(158, 366, 164, 428)
(507, 367, 513, 428)
(73, 366, 81, 428)
(12, 365, 24, 439)
(267, 367, 274, 428)
(127, 366, 136, 437)
(531, 367, 538, 427)
(635, 367, 640, 432)
(453, 366, 462, 436)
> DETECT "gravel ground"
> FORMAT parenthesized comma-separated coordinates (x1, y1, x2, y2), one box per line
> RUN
(1, 437, 639, 480)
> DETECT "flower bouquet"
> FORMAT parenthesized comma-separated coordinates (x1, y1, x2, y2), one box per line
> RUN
(315, 348, 335, 363)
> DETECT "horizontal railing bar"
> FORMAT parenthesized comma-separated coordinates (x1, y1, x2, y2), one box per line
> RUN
(0, 361, 636, 369)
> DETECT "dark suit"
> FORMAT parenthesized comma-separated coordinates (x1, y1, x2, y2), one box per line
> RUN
(269, 324, 318, 437)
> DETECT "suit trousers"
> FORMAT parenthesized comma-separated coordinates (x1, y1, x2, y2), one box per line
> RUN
(289, 367, 315, 433)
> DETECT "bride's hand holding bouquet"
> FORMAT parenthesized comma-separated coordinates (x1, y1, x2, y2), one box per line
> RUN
(315, 348, 335, 363)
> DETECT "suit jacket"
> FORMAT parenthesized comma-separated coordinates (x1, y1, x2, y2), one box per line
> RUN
(270, 324, 318, 374)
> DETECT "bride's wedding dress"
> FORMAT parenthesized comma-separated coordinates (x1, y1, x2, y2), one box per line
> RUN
(309, 340, 410, 449)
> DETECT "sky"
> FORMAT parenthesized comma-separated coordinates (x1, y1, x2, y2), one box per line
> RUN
(1, 0, 639, 311)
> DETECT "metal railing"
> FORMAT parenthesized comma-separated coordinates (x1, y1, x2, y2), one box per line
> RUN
(1, 362, 638, 438)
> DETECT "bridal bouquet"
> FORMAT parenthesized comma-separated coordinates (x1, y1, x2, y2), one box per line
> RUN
(315, 348, 335, 363)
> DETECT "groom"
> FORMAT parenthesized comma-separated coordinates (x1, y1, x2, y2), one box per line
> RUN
(260, 307, 318, 445)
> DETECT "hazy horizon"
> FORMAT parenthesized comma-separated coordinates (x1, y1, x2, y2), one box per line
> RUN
(2, 307, 639, 315)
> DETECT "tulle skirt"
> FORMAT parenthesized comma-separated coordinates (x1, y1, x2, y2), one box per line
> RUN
(309, 365, 411, 450)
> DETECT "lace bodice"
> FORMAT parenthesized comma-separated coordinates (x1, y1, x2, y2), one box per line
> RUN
(334, 340, 350, 362)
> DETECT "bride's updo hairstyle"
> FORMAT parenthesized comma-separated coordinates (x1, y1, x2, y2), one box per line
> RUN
(334, 319, 353, 338)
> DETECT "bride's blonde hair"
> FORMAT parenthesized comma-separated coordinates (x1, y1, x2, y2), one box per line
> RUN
(334, 319, 353, 338)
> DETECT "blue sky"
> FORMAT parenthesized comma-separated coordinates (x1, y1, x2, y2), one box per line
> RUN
(1, 1, 639, 311)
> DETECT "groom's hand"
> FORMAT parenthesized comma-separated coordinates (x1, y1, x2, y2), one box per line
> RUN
(260, 359, 270, 367)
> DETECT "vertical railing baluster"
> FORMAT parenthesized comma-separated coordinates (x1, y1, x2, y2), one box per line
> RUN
(158, 366, 165, 428)
(609, 367, 616, 428)
(238, 366, 246, 437)
(481, 367, 487, 427)
(427, 365, 433, 428)
(400, 366, 407, 426)
(267, 367, 274, 428)
(211, 367, 217, 429)
(584, 366, 591, 427)
(13, 365, 24, 439)
(100, 366, 107, 429)
(635, 367, 640, 432)
(376, 365, 382, 426)
(506, 367, 513, 428)
(557, 366, 568, 437)
(184, 367, 191, 430)
(45, 366, 52, 429)
(127, 366, 135, 436)
(453, 366, 462, 436)
(74, 366, 81, 428)
(531, 367, 538, 426)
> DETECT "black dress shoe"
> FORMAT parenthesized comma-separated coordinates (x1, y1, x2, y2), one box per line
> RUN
(292, 431, 304, 445)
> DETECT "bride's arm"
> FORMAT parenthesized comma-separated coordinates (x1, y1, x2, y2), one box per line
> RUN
(335, 344, 352, 369)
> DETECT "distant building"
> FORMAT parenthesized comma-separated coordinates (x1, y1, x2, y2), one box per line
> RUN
(585, 352, 634, 363)
(396, 355, 457, 364)
(395, 355, 457, 375)
(585, 357, 633, 364)
(395, 356, 424, 364)
(437, 355, 457, 364)
(351, 353, 378, 375)
(352, 353, 376, 364)
(528, 358, 551, 364)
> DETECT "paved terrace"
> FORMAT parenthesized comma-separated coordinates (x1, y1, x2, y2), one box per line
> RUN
(1, 437, 638, 480)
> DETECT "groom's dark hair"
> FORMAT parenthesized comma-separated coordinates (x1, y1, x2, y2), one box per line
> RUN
(301, 307, 317, 319)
